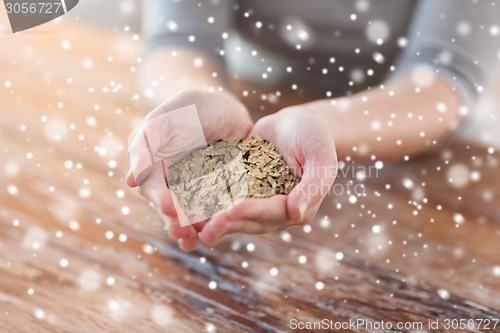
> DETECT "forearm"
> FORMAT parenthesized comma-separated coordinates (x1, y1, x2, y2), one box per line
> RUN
(141, 46, 227, 106)
(298, 71, 463, 161)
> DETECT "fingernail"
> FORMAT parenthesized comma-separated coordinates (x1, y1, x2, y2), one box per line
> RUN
(155, 205, 172, 230)
(126, 169, 136, 187)
(205, 231, 218, 248)
(299, 200, 308, 222)
(178, 239, 189, 252)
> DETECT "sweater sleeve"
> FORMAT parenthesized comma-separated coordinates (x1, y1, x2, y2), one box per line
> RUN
(141, 0, 233, 67)
(392, 0, 500, 112)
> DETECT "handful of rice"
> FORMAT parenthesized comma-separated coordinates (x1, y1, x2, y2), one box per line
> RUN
(166, 137, 298, 220)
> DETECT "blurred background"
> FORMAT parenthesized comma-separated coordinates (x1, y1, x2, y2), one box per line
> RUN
(71, 0, 500, 148)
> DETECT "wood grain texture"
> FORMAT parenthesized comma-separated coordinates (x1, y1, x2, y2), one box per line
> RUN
(0, 17, 499, 333)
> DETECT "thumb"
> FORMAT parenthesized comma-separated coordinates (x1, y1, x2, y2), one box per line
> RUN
(287, 147, 337, 224)
(127, 127, 155, 187)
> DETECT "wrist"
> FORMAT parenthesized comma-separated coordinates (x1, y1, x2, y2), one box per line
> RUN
(275, 103, 334, 129)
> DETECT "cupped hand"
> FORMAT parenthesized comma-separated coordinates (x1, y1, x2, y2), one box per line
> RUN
(199, 107, 338, 247)
(126, 90, 253, 251)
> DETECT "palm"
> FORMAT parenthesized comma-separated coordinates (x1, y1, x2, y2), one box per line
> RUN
(198, 110, 338, 247)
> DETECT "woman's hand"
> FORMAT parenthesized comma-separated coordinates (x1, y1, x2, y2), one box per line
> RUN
(126, 89, 253, 251)
(199, 107, 338, 247)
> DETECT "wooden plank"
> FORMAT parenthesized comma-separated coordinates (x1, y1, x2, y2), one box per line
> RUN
(0, 225, 256, 333)
(2, 133, 500, 332)
(368, 141, 500, 220)
(292, 177, 500, 309)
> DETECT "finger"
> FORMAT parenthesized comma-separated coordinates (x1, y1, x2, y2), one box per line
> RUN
(200, 216, 265, 248)
(139, 162, 177, 216)
(126, 169, 137, 187)
(142, 186, 177, 216)
(192, 221, 208, 233)
(227, 196, 289, 222)
(302, 200, 323, 225)
(127, 124, 158, 186)
(177, 227, 199, 252)
(126, 127, 141, 187)
(168, 218, 192, 239)
(167, 217, 206, 239)
(167, 216, 199, 252)
(287, 145, 338, 224)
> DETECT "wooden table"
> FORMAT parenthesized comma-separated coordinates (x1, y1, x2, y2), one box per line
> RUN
(1, 18, 499, 333)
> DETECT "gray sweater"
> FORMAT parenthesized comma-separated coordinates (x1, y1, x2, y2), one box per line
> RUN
(142, 0, 500, 108)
